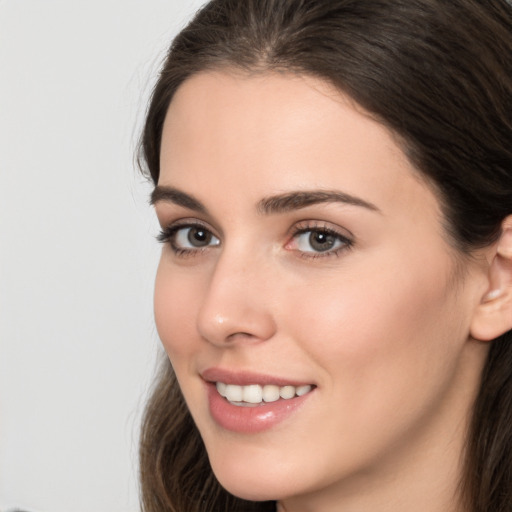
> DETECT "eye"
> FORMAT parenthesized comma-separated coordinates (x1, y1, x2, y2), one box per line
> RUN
(296, 230, 342, 252)
(174, 226, 219, 249)
(286, 224, 353, 257)
(158, 223, 220, 255)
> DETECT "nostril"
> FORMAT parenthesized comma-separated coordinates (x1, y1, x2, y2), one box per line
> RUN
(227, 331, 255, 339)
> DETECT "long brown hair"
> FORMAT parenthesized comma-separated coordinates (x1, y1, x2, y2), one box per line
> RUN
(138, 1, 512, 511)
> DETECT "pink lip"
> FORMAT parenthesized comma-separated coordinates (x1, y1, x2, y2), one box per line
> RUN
(201, 367, 312, 387)
(202, 368, 315, 433)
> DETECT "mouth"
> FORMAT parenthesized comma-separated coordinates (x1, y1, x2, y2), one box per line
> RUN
(215, 382, 314, 407)
(201, 368, 316, 432)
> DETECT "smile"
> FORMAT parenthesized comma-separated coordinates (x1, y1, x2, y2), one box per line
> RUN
(202, 368, 316, 432)
(216, 382, 313, 406)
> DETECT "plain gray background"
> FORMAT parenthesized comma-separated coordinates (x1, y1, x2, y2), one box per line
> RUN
(0, 1, 207, 510)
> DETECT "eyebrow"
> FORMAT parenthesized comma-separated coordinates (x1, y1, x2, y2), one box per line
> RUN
(257, 190, 380, 214)
(150, 186, 207, 213)
(151, 186, 380, 215)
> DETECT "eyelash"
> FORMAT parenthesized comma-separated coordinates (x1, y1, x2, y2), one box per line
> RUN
(288, 222, 353, 259)
(156, 221, 353, 259)
(157, 221, 218, 257)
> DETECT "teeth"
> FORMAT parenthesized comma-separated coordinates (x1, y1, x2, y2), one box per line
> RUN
(262, 384, 280, 402)
(216, 382, 313, 405)
(224, 384, 243, 402)
(243, 384, 263, 404)
(279, 385, 295, 399)
(216, 381, 227, 396)
(296, 385, 311, 397)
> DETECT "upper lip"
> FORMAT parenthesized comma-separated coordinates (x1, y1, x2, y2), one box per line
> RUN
(201, 367, 313, 387)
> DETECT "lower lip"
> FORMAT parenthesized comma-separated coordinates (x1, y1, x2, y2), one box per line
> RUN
(206, 382, 313, 433)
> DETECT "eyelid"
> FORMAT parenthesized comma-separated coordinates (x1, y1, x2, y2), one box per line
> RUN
(157, 217, 218, 236)
(156, 218, 220, 255)
(286, 220, 354, 258)
(156, 217, 354, 260)
(291, 219, 354, 239)
(155, 208, 222, 236)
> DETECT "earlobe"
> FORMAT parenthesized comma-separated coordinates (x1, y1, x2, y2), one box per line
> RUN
(470, 216, 512, 342)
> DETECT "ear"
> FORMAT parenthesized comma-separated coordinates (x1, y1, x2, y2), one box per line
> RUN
(471, 216, 512, 341)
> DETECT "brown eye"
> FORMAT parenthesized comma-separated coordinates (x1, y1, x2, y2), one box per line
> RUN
(187, 227, 213, 247)
(173, 225, 220, 250)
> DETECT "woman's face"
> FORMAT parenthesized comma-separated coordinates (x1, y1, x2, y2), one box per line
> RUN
(153, 71, 488, 506)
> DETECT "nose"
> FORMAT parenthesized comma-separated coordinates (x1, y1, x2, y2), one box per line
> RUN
(196, 248, 277, 346)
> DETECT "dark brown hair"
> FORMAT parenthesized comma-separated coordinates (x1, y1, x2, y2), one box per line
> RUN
(138, 1, 512, 511)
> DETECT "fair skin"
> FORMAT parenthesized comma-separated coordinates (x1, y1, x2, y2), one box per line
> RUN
(152, 71, 497, 512)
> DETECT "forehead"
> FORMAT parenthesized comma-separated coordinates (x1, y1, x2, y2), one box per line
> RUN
(159, 70, 440, 224)
(162, 70, 403, 165)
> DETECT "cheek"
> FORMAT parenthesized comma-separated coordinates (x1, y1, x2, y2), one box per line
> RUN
(154, 258, 200, 361)
(284, 251, 466, 402)
(271, 254, 469, 473)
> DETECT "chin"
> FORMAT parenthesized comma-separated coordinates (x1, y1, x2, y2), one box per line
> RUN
(216, 476, 285, 503)
(208, 452, 297, 502)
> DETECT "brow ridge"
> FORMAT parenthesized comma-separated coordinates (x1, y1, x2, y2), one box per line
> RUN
(151, 186, 379, 216)
(150, 186, 206, 213)
(257, 190, 380, 214)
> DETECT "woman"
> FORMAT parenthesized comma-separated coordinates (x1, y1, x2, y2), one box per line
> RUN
(138, 1, 512, 511)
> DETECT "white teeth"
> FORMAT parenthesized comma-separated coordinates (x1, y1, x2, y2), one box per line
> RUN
(215, 382, 313, 405)
(216, 381, 227, 396)
(262, 384, 280, 402)
(296, 385, 312, 397)
(224, 384, 243, 402)
(279, 385, 296, 399)
(243, 384, 263, 404)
